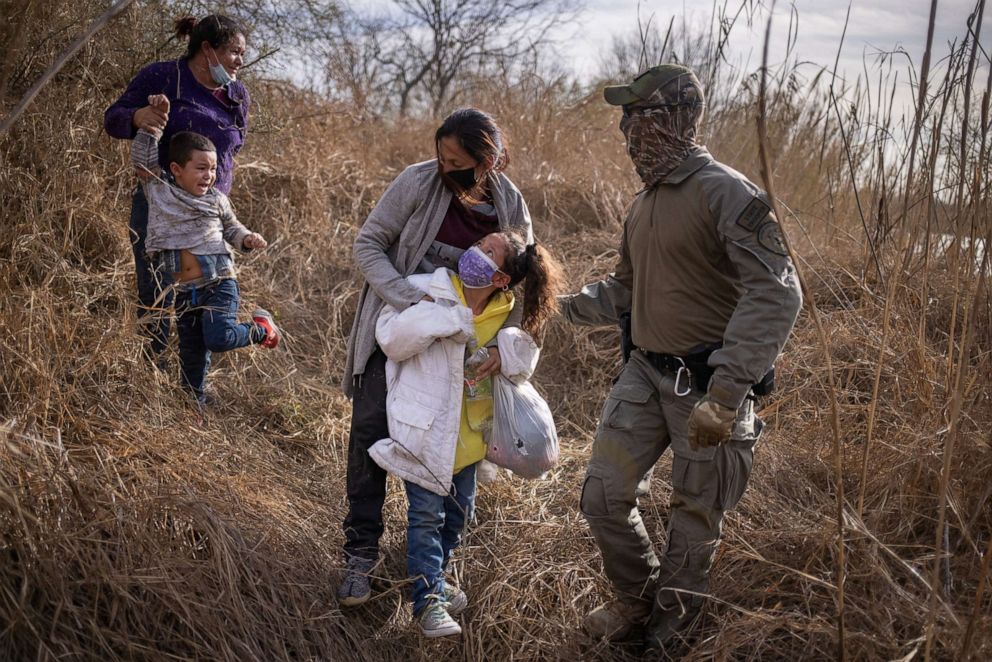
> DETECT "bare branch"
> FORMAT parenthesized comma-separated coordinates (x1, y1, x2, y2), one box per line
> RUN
(0, 0, 137, 135)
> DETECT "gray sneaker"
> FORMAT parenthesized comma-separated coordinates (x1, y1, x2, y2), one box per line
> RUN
(443, 583, 468, 616)
(337, 556, 374, 607)
(417, 602, 462, 638)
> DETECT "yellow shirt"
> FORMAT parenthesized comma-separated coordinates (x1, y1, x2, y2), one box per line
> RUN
(450, 275, 514, 473)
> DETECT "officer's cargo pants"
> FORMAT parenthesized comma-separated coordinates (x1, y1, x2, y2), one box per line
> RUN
(580, 349, 761, 612)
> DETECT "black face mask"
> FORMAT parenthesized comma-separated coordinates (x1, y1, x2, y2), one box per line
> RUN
(448, 167, 477, 190)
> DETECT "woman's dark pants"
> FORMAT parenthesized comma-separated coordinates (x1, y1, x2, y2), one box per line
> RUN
(129, 186, 173, 359)
(343, 348, 390, 561)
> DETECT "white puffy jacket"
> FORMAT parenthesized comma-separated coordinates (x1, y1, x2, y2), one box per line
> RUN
(369, 268, 539, 496)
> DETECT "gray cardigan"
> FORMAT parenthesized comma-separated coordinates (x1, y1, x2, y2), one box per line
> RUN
(344, 159, 533, 395)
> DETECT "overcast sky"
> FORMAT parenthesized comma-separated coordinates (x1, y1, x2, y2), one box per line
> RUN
(564, 0, 986, 88)
(350, 0, 988, 110)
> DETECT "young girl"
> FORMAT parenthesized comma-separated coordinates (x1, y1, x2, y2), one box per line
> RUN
(369, 230, 562, 637)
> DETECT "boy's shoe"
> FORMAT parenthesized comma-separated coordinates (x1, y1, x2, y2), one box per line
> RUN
(417, 602, 462, 638)
(583, 597, 652, 641)
(252, 308, 280, 348)
(443, 583, 468, 616)
(337, 556, 374, 607)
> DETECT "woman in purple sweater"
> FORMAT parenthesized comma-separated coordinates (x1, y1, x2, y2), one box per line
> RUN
(104, 15, 250, 363)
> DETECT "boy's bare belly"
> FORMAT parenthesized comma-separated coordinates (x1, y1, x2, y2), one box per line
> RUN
(173, 249, 204, 282)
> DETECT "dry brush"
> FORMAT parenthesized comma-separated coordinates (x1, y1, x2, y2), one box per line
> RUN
(0, 2, 989, 660)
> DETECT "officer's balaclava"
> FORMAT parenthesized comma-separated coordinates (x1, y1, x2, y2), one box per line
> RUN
(607, 65, 706, 189)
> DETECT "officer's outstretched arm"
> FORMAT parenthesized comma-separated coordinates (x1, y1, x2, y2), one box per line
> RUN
(558, 276, 632, 327)
(558, 215, 635, 327)
(708, 198, 803, 409)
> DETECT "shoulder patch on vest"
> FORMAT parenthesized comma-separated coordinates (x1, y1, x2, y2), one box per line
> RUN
(757, 221, 789, 256)
(735, 198, 771, 232)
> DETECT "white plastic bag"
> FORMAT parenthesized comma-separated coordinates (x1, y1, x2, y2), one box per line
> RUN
(486, 375, 558, 478)
(496, 327, 540, 383)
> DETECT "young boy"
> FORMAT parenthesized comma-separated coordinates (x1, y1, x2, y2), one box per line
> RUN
(132, 94, 279, 405)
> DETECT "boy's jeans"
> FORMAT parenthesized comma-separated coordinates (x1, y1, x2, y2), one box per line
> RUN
(405, 463, 477, 616)
(174, 278, 264, 402)
(129, 186, 173, 360)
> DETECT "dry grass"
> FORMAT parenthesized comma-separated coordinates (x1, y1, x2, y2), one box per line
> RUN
(1, 3, 990, 660)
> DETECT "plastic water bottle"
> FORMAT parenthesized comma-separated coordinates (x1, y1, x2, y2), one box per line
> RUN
(464, 345, 493, 402)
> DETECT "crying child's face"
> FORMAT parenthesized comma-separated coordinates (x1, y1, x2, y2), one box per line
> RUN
(170, 148, 218, 197)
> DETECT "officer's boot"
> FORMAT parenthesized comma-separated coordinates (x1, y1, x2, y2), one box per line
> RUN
(583, 597, 652, 641)
(643, 589, 703, 655)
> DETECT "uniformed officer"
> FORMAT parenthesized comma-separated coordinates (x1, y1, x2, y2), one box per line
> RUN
(560, 64, 803, 651)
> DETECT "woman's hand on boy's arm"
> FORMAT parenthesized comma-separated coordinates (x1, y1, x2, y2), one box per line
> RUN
(133, 94, 170, 133)
(242, 233, 267, 250)
(129, 95, 169, 182)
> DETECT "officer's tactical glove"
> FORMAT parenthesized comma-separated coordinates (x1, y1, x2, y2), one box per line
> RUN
(688, 395, 736, 449)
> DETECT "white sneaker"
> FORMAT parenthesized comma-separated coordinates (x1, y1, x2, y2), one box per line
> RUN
(418, 602, 462, 638)
(443, 584, 468, 616)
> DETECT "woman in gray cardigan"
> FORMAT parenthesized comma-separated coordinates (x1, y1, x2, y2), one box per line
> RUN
(338, 108, 533, 606)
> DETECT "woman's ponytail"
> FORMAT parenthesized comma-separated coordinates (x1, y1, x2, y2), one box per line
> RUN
(173, 16, 197, 39)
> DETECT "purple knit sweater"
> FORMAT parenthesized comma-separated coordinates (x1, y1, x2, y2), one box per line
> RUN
(104, 59, 250, 194)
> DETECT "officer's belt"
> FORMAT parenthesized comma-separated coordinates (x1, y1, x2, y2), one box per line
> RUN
(641, 347, 775, 397)
(642, 348, 714, 374)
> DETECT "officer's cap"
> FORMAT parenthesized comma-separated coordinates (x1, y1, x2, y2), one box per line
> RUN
(603, 64, 705, 108)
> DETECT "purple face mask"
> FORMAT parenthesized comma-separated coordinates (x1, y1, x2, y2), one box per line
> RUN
(458, 246, 500, 288)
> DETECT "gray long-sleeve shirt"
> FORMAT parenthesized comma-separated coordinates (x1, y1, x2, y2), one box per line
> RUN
(131, 129, 251, 256)
(561, 147, 803, 409)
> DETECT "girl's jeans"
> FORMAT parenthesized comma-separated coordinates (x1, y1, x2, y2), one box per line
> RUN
(405, 463, 478, 616)
(175, 278, 263, 402)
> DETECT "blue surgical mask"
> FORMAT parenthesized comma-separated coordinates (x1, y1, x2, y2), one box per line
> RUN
(209, 61, 234, 87)
(204, 43, 235, 87)
(458, 246, 499, 289)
